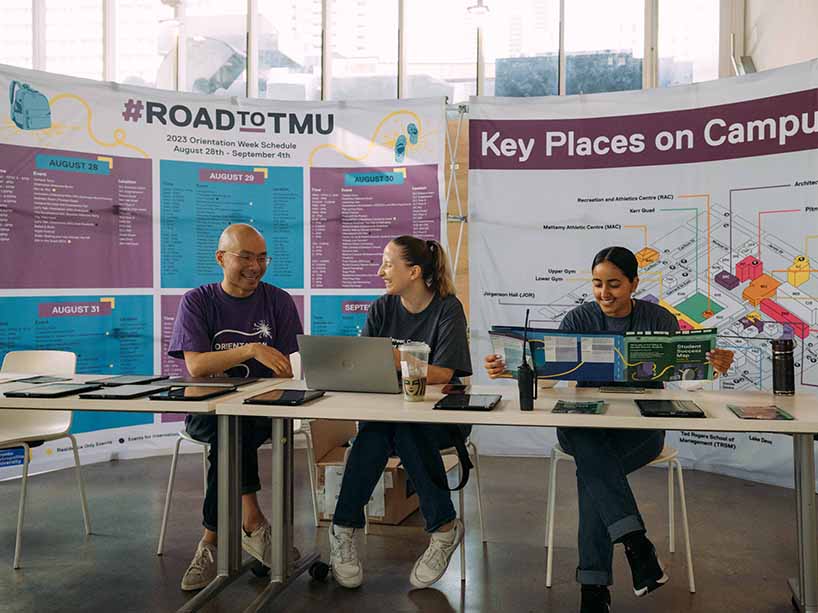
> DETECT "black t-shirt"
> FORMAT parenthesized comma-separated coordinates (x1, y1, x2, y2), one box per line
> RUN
(559, 299, 680, 388)
(362, 293, 472, 379)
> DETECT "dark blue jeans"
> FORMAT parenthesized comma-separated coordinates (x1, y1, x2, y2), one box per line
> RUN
(556, 427, 665, 586)
(186, 414, 272, 532)
(332, 422, 464, 533)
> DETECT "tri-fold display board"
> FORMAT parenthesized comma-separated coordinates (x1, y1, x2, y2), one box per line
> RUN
(490, 327, 716, 382)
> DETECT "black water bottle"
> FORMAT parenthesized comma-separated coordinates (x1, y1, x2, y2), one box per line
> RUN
(771, 338, 795, 396)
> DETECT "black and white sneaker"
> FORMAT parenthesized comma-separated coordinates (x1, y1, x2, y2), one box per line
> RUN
(580, 585, 611, 613)
(624, 535, 669, 597)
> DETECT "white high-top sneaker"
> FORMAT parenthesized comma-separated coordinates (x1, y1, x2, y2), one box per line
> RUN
(329, 524, 363, 588)
(409, 519, 464, 589)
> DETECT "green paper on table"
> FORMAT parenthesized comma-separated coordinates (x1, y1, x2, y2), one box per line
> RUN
(727, 404, 794, 420)
(552, 400, 607, 414)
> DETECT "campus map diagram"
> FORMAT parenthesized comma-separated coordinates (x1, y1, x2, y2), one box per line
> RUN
(513, 183, 818, 391)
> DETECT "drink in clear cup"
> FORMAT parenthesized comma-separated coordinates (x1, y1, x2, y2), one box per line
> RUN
(399, 342, 430, 401)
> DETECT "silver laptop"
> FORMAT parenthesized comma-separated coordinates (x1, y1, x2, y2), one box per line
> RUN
(297, 335, 401, 394)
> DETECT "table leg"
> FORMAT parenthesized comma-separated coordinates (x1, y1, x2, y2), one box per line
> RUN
(177, 415, 251, 612)
(243, 417, 319, 613)
(270, 417, 288, 582)
(789, 433, 818, 613)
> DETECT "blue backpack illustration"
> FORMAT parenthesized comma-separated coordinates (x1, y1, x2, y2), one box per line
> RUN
(9, 81, 51, 130)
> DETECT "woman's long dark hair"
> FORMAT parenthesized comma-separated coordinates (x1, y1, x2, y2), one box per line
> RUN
(391, 235, 456, 297)
(591, 246, 639, 281)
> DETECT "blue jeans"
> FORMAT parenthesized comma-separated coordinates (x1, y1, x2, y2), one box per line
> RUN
(556, 427, 665, 586)
(332, 422, 462, 533)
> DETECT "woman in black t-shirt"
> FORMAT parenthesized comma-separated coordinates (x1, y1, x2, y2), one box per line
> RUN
(485, 246, 733, 613)
(328, 235, 472, 591)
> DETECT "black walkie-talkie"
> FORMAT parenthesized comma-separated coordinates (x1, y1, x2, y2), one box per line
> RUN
(518, 309, 537, 411)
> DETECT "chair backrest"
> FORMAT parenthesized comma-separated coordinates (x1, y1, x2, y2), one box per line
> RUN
(0, 350, 77, 442)
(2, 350, 76, 376)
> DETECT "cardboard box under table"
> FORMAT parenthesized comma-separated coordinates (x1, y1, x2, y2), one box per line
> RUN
(309, 419, 458, 526)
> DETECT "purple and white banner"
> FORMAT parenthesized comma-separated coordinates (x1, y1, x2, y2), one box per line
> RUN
(0, 64, 446, 478)
(469, 60, 818, 488)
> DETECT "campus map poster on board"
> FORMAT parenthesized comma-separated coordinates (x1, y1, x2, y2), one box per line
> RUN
(469, 60, 818, 487)
(0, 65, 446, 478)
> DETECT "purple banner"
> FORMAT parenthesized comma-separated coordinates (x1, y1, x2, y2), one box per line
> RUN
(197, 168, 265, 184)
(160, 294, 185, 423)
(342, 300, 372, 314)
(292, 294, 305, 326)
(0, 143, 152, 288)
(310, 164, 440, 289)
(38, 301, 113, 317)
(470, 87, 818, 170)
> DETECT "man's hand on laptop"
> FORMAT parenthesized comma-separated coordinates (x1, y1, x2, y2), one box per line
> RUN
(250, 343, 294, 378)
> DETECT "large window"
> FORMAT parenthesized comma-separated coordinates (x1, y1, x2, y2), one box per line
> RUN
(659, 0, 719, 86)
(0, 1, 33, 69)
(328, 0, 397, 100)
(564, 0, 644, 95)
(174, 1, 248, 96)
(405, 0, 477, 101)
(116, 0, 175, 89)
(0, 1, 725, 101)
(45, 0, 104, 80)
(258, 1, 322, 100)
(484, 0, 560, 97)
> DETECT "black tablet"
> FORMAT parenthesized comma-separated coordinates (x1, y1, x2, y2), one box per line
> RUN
(13, 375, 71, 385)
(635, 399, 706, 418)
(166, 376, 258, 388)
(434, 394, 502, 411)
(79, 384, 172, 400)
(5, 383, 102, 398)
(87, 375, 169, 386)
(244, 389, 325, 406)
(149, 386, 237, 401)
(599, 386, 647, 394)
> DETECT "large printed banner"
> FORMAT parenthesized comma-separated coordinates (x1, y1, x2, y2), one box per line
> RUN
(469, 60, 818, 488)
(0, 65, 445, 477)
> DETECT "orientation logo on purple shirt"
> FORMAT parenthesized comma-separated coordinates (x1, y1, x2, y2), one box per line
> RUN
(167, 282, 302, 378)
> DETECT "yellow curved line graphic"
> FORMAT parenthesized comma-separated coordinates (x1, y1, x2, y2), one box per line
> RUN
(613, 346, 644, 367)
(308, 109, 423, 166)
(539, 361, 586, 379)
(649, 364, 676, 381)
(49, 93, 150, 158)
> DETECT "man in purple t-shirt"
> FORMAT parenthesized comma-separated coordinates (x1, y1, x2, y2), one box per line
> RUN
(168, 223, 302, 591)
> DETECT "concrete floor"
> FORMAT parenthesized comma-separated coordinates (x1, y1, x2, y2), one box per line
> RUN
(0, 450, 801, 613)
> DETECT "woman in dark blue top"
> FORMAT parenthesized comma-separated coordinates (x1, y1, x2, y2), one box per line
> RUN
(485, 246, 733, 613)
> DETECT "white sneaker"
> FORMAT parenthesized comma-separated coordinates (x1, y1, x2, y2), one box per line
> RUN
(410, 519, 464, 589)
(242, 521, 272, 566)
(180, 540, 217, 591)
(329, 524, 363, 588)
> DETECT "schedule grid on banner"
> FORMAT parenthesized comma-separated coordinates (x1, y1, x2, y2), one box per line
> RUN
(0, 65, 447, 479)
(468, 59, 818, 489)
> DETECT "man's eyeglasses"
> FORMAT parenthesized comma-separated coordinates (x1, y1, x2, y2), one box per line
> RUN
(219, 250, 272, 266)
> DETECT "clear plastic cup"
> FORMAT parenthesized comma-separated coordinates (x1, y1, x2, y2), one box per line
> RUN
(399, 342, 430, 402)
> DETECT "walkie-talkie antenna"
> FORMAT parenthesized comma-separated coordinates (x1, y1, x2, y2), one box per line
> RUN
(521, 308, 530, 365)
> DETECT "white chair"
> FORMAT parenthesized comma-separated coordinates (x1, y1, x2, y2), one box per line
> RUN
(545, 444, 695, 593)
(0, 350, 91, 569)
(157, 353, 320, 554)
(156, 418, 320, 555)
(363, 439, 485, 583)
